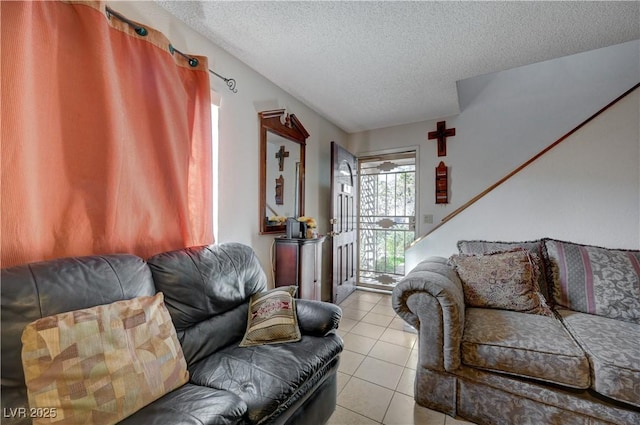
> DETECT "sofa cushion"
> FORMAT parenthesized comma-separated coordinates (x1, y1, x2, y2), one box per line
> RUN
(147, 243, 267, 331)
(189, 334, 343, 425)
(458, 239, 549, 298)
(558, 309, 640, 407)
(450, 250, 553, 316)
(21, 293, 188, 424)
(543, 239, 640, 324)
(176, 304, 249, 367)
(118, 384, 247, 425)
(1, 254, 155, 389)
(462, 308, 590, 388)
(240, 287, 301, 347)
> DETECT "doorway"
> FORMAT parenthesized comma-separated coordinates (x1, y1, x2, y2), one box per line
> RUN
(357, 151, 416, 291)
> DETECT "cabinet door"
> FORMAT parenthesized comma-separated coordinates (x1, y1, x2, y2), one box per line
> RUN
(314, 242, 322, 301)
(275, 243, 299, 287)
(299, 243, 316, 300)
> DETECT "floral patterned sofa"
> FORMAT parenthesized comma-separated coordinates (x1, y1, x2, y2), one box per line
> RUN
(392, 238, 640, 425)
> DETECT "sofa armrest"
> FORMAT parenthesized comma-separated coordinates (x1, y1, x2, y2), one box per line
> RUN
(392, 257, 465, 372)
(296, 299, 342, 336)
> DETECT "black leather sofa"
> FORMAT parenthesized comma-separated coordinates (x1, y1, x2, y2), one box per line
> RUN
(1, 243, 343, 425)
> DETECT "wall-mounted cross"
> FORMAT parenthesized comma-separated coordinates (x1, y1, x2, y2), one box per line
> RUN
(428, 121, 456, 157)
(275, 145, 290, 171)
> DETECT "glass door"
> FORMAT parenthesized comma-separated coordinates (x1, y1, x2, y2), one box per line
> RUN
(358, 151, 416, 291)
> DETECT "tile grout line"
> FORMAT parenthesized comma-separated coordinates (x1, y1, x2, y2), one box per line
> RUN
(333, 290, 469, 425)
(335, 291, 419, 424)
(337, 403, 384, 424)
(372, 293, 402, 425)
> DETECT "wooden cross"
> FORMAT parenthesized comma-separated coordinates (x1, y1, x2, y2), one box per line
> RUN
(275, 145, 289, 171)
(428, 121, 456, 157)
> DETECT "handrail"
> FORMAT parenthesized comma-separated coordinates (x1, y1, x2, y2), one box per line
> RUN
(408, 82, 640, 249)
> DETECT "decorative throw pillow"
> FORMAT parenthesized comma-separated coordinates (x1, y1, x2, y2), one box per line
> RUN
(543, 239, 640, 324)
(239, 286, 301, 347)
(449, 249, 553, 316)
(457, 239, 549, 299)
(21, 293, 188, 425)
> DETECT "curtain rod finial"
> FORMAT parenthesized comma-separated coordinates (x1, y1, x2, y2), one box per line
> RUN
(209, 69, 237, 93)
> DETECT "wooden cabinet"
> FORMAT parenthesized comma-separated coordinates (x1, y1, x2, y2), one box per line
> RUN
(274, 236, 325, 301)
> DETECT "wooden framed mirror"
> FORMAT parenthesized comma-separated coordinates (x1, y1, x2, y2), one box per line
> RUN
(259, 109, 309, 235)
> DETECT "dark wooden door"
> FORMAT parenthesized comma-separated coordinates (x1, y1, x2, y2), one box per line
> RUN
(330, 142, 358, 304)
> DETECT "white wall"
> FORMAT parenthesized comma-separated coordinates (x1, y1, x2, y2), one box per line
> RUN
(406, 89, 640, 269)
(349, 41, 639, 259)
(115, 2, 347, 296)
(348, 40, 639, 239)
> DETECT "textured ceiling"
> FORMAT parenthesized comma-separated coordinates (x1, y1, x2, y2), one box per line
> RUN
(156, 1, 640, 133)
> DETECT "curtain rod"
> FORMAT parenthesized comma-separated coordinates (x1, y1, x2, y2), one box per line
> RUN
(105, 6, 238, 93)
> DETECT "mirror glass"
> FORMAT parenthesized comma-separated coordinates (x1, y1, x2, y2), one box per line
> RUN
(259, 110, 308, 234)
(265, 132, 301, 219)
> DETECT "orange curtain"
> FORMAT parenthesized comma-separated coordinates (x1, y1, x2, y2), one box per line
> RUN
(1, 1, 213, 268)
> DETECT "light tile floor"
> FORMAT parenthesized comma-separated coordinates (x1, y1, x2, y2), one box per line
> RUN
(328, 289, 476, 425)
